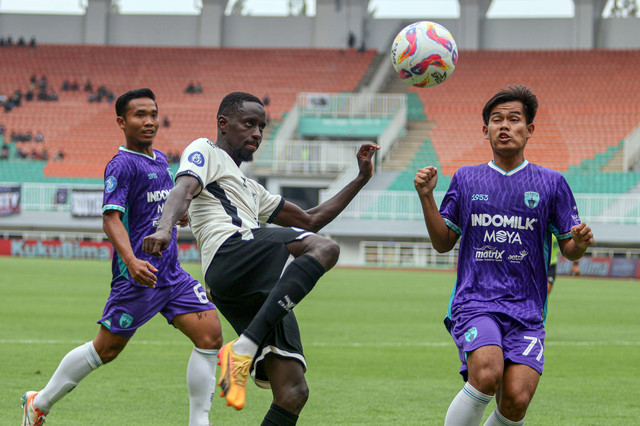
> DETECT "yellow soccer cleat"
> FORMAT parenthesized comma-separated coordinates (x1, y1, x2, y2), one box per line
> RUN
(217, 339, 253, 411)
(21, 392, 47, 426)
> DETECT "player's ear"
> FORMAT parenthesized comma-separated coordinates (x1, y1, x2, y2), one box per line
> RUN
(527, 123, 535, 138)
(482, 125, 489, 139)
(116, 116, 126, 130)
(218, 115, 228, 131)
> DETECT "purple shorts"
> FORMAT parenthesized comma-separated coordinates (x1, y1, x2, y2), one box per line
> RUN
(449, 313, 545, 380)
(98, 277, 215, 338)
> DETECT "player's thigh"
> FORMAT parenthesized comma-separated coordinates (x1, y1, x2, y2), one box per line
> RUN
(173, 309, 223, 349)
(496, 363, 540, 417)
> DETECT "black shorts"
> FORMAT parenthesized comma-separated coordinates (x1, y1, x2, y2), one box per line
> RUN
(205, 226, 313, 388)
(547, 263, 557, 285)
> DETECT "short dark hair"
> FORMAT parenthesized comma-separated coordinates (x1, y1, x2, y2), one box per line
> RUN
(482, 85, 538, 125)
(217, 92, 263, 117)
(115, 88, 157, 117)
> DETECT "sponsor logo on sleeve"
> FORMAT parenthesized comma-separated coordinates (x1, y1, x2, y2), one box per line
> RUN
(188, 151, 205, 167)
(105, 176, 117, 193)
(464, 327, 478, 342)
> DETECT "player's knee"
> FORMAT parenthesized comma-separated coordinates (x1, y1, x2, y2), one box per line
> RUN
(311, 237, 340, 270)
(499, 394, 531, 420)
(470, 368, 502, 394)
(276, 381, 309, 413)
(197, 332, 223, 350)
(96, 345, 123, 364)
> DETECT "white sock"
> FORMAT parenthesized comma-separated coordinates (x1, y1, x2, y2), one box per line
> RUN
(232, 334, 258, 358)
(187, 347, 219, 426)
(33, 341, 102, 413)
(484, 408, 525, 426)
(444, 382, 494, 426)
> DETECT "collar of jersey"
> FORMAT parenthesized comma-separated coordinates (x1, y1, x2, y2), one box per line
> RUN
(488, 159, 529, 176)
(119, 146, 156, 160)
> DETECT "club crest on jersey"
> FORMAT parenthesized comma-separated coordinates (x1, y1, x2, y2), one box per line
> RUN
(105, 176, 117, 193)
(524, 191, 540, 209)
(188, 151, 205, 167)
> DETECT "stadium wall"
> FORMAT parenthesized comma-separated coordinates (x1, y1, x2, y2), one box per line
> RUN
(1, 11, 640, 50)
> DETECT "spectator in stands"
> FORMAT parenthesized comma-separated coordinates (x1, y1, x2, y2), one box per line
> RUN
(0, 37, 5, 47)
(18, 37, 25, 47)
(55, 149, 65, 161)
(194, 82, 203, 94)
(61, 80, 71, 91)
(6, 35, 13, 46)
(84, 80, 93, 92)
(70, 80, 79, 91)
(20, 88, 224, 426)
(570, 260, 581, 276)
(25, 90, 34, 102)
(29, 37, 36, 48)
(0, 124, 5, 135)
(0, 143, 8, 160)
(39, 75, 47, 92)
(185, 81, 196, 94)
(142, 91, 380, 421)
(163, 116, 171, 128)
(414, 85, 593, 426)
(35, 131, 44, 143)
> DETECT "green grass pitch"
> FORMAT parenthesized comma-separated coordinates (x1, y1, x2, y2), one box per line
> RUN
(1, 257, 639, 425)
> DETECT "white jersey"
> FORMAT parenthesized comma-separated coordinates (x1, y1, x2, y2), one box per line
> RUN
(176, 138, 284, 276)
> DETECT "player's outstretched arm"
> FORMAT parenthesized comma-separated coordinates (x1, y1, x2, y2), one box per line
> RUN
(142, 175, 200, 257)
(558, 222, 594, 261)
(104, 210, 158, 287)
(414, 166, 458, 253)
(273, 143, 379, 231)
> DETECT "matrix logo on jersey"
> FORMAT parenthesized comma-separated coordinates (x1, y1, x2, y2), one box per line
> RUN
(147, 189, 170, 203)
(524, 191, 540, 209)
(188, 151, 205, 167)
(473, 245, 505, 261)
(105, 176, 117, 193)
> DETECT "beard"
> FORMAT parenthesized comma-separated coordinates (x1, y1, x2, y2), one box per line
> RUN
(233, 147, 254, 163)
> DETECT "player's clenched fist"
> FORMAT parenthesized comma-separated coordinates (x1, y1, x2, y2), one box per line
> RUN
(571, 222, 594, 249)
(414, 166, 439, 196)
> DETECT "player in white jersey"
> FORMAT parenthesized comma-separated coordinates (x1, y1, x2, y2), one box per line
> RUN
(143, 92, 379, 424)
(414, 86, 594, 425)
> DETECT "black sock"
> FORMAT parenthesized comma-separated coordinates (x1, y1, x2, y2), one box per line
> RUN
(244, 254, 325, 344)
(261, 403, 299, 426)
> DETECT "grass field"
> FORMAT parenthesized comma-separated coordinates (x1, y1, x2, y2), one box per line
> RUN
(1, 257, 639, 425)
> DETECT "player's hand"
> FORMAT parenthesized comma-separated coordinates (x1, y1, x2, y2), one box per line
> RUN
(127, 258, 158, 288)
(177, 212, 190, 227)
(414, 166, 439, 196)
(571, 222, 594, 250)
(142, 230, 172, 258)
(356, 144, 380, 179)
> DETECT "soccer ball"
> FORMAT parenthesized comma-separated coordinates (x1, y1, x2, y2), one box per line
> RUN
(390, 21, 458, 88)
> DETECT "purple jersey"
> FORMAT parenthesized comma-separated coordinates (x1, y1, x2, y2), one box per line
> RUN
(102, 147, 188, 287)
(440, 160, 580, 326)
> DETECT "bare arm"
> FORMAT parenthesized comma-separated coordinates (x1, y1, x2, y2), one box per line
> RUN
(273, 143, 379, 231)
(558, 222, 594, 261)
(103, 210, 158, 287)
(142, 175, 201, 257)
(414, 166, 458, 253)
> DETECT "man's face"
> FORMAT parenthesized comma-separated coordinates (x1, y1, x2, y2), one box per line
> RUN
(220, 101, 266, 163)
(117, 97, 158, 148)
(483, 100, 534, 156)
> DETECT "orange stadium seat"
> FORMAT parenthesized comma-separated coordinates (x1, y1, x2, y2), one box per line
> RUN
(411, 49, 640, 175)
(0, 44, 377, 180)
